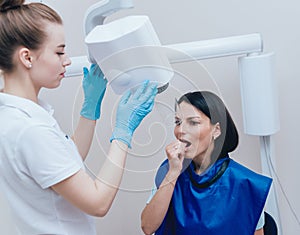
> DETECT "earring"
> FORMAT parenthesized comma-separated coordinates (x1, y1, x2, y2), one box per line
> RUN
(28, 63, 32, 68)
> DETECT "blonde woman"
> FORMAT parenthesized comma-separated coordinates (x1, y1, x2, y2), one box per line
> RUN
(0, 0, 157, 234)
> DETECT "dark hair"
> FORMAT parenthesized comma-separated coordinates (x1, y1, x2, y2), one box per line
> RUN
(177, 91, 239, 159)
(0, 0, 62, 73)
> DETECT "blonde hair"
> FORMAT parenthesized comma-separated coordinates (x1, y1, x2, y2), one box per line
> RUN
(0, 0, 62, 73)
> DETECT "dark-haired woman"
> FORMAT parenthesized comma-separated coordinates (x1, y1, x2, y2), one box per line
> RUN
(141, 91, 271, 235)
(0, 0, 157, 234)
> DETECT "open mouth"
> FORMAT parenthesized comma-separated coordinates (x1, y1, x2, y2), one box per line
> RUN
(179, 139, 192, 147)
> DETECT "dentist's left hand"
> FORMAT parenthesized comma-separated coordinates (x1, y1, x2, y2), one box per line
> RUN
(110, 80, 158, 148)
(80, 64, 108, 120)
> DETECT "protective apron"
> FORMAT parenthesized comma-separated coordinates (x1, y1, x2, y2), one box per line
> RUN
(154, 156, 272, 235)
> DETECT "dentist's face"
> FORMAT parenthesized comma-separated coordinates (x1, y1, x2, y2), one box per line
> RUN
(174, 101, 218, 160)
(29, 22, 71, 92)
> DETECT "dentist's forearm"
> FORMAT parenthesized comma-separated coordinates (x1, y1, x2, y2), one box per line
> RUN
(93, 140, 128, 215)
(72, 116, 96, 160)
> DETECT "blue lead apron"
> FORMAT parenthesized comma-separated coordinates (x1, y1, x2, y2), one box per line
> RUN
(154, 156, 272, 235)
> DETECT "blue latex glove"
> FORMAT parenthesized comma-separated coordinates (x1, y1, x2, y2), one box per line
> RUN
(110, 80, 158, 148)
(80, 64, 108, 120)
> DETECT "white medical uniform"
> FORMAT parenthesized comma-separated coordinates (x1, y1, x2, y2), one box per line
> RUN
(0, 93, 96, 235)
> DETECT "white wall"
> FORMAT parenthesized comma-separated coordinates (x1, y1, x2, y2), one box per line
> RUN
(1, 0, 300, 234)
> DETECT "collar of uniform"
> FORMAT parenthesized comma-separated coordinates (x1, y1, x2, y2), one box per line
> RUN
(0, 92, 57, 126)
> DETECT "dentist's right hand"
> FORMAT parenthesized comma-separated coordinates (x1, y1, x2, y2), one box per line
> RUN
(110, 80, 158, 148)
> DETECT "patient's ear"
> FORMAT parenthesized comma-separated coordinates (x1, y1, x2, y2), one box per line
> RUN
(213, 122, 221, 140)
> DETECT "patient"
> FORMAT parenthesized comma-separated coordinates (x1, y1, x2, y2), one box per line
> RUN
(141, 91, 272, 235)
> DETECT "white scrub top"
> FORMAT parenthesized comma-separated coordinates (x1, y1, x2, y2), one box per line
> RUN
(0, 93, 96, 235)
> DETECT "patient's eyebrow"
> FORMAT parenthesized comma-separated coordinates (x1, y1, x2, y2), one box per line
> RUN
(186, 116, 201, 119)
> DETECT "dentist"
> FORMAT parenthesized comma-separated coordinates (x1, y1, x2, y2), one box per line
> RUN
(0, 0, 157, 234)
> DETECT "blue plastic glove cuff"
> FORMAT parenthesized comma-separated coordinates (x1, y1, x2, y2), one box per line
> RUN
(80, 99, 101, 120)
(110, 128, 132, 148)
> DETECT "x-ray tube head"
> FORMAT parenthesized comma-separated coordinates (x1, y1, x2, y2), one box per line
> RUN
(85, 15, 174, 95)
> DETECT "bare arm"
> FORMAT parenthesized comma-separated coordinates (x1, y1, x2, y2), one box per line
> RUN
(141, 172, 178, 235)
(255, 228, 264, 235)
(72, 64, 106, 160)
(51, 140, 128, 217)
(71, 116, 96, 161)
(53, 81, 157, 217)
(141, 141, 186, 235)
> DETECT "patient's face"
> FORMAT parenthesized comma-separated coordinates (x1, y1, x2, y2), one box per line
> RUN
(174, 101, 217, 161)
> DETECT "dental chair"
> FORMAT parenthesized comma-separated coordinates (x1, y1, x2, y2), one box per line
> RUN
(263, 212, 278, 235)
